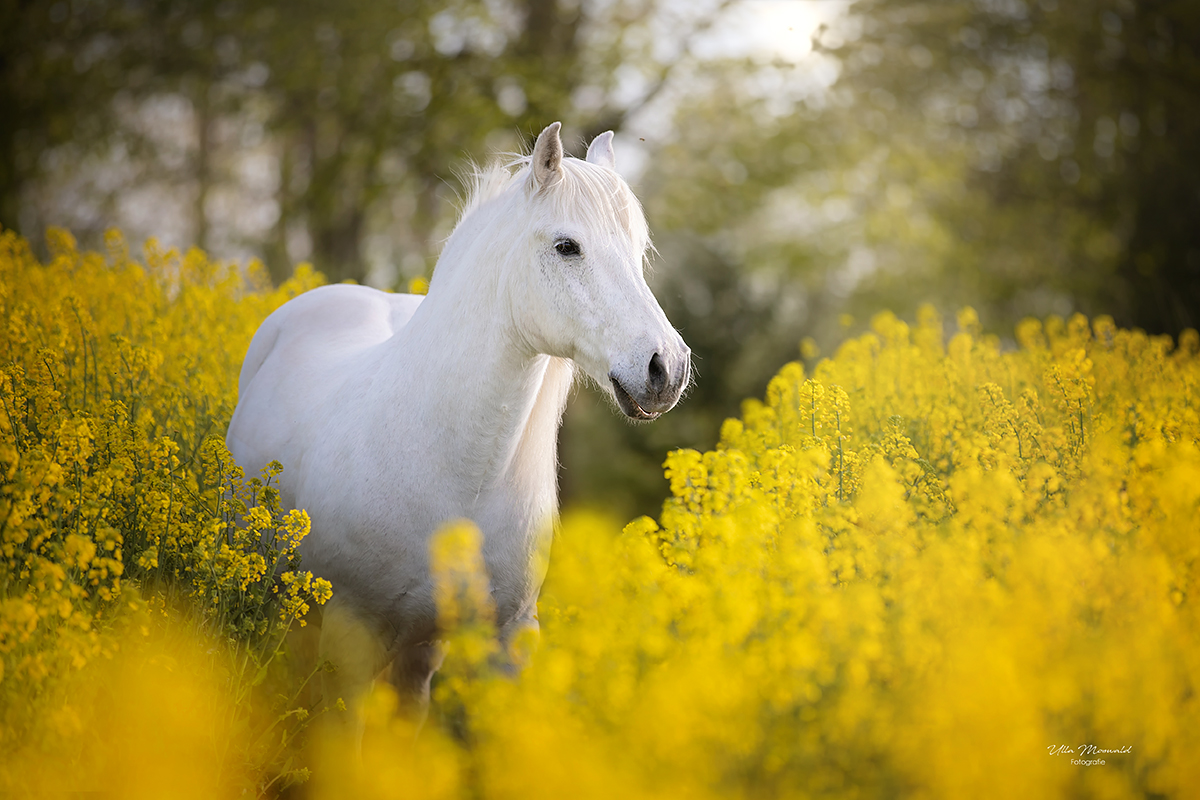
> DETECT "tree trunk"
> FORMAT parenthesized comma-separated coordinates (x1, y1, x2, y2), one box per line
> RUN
(266, 133, 294, 286)
(0, 116, 18, 235)
(312, 210, 365, 284)
(193, 83, 211, 253)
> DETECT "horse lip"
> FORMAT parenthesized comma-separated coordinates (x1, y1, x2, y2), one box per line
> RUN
(610, 376, 660, 420)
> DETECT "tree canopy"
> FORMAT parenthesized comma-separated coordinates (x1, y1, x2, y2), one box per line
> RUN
(2, 0, 733, 283)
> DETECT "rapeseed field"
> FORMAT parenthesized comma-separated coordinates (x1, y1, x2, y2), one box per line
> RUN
(1, 229, 1196, 798)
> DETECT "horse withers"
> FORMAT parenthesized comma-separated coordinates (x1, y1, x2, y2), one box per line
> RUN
(226, 122, 690, 729)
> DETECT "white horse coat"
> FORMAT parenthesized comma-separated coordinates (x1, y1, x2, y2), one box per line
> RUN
(226, 123, 689, 716)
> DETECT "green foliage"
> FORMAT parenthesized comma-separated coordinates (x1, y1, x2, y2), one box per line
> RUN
(810, 0, 1200, 335)
(566, 0, 1200, 514)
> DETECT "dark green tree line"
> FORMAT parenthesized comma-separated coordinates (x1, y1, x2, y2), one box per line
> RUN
(812, 0, 1200, 335)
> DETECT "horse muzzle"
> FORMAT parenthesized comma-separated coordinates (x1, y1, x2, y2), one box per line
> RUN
(609, 347, 690, 421)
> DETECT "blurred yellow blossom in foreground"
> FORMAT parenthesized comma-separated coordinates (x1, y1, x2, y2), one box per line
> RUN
(1, 229, 1197, 798)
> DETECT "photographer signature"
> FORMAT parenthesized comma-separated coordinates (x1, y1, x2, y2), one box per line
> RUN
(1048, 744, 1132, 756)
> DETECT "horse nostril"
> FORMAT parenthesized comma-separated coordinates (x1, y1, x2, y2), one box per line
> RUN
(648, 352, 667, 395)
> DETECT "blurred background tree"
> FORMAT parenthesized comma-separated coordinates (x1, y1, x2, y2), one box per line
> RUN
(3, 0, 1198, 518)
(812, 0, 1200, 337)
(2, 0, 733, 283)
(569, 0, 1200, 517)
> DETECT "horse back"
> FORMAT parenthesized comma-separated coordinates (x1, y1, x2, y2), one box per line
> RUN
(238, 284, 424, 395)
(229, 284, 424, 480)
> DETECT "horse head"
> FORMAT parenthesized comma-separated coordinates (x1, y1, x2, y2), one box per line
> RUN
(508, 122, 691, 420)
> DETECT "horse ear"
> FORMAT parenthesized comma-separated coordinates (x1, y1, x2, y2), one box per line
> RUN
(586, 131, 616, 170)
(530, 122, 563, 190)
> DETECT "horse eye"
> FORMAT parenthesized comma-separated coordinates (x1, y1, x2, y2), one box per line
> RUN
(555, 239, 581, 257)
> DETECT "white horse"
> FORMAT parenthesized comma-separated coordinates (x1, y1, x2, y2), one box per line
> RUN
(226, 122, 690, 724)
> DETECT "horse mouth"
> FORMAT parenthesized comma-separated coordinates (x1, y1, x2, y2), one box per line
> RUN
(610, 377, 660, 421)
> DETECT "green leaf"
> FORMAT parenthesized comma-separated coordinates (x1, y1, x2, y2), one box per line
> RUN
(252, 662, 269, 687)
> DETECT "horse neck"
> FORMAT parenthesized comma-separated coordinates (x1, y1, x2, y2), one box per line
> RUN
(389, 245, 573, 503)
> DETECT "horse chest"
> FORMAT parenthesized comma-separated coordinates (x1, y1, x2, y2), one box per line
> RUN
(293, 422, 555, 633)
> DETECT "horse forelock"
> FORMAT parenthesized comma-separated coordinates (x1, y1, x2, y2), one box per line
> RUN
(457, 154, 648, 250)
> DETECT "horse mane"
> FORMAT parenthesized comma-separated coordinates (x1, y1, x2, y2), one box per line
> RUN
(456, 158, 520, 221)
(456, 153, 649, 248)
